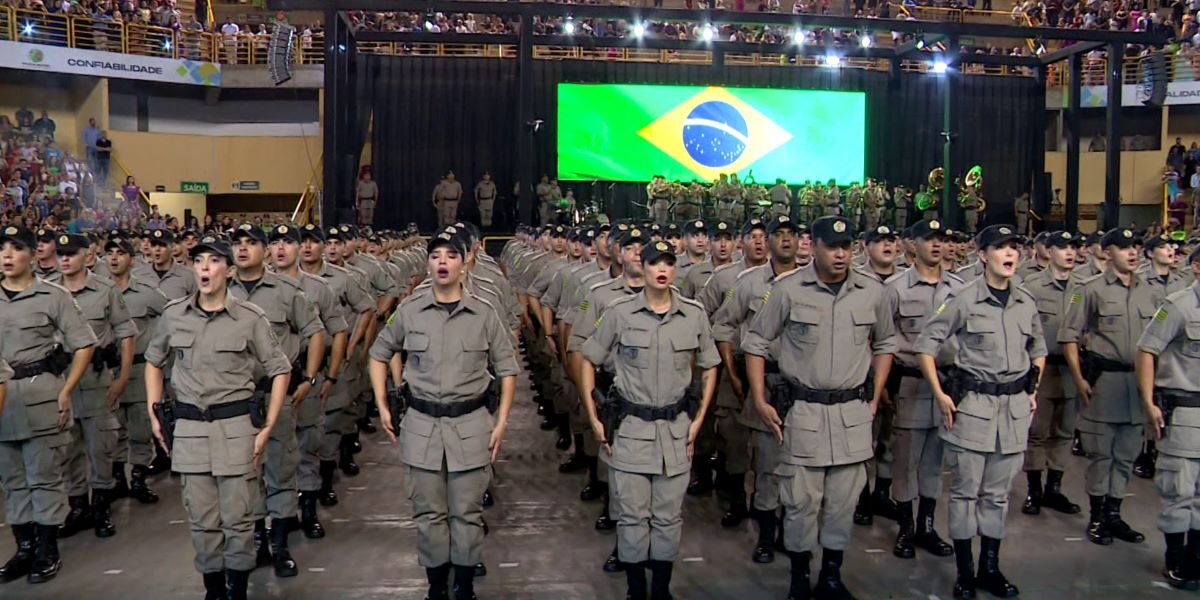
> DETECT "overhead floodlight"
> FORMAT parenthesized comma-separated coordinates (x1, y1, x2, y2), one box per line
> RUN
(916, 36, 926, 50)
(860, 33, 872, 48)
(21, 22, 34, 36)
(932, 59, 948, 74)
(793, 30, 806, 45)
(633, 23, 646, 38)
(564, 19, 576, 35)
(163, 40, 172, 51)
(825, 55, 842, 68)
(702, 25, 715, 42)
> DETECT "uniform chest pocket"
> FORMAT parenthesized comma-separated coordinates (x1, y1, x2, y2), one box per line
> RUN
(670, 333, 699, 371)
(786, 307, 820, 347)
(852, 308, 876, 345)
(1096, 302, 1125, 333)
(127, 303, 149, 319)
(898, 300, 926, 334)
(81, 302, 107, 325)
(403, 332, 430, 372)
(1182, 323, 1200, 359)
(461, 337, 489, 373)
(1136, 303, 1158, 328)
(170, 332, 195, 369)
(749, 296, 765, 315)
(213, 337, 247, 371)
(964, 316, 996, 351)
(619, 329, 653, 369)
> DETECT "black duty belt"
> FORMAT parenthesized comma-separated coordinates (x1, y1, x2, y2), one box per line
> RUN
(617, 394, 697, 422)
(958, 371, 1035, 396)
(91, 344, 119, 372)
(789, 383, 866, 405)
(175, 400, 251, 422)
(1159, 388, 1200, 409)
(409, 394, 488, 419)
(1091, 355, 1133, 372)
(133, 353, 147, 365)
(12, 351, 69, 380)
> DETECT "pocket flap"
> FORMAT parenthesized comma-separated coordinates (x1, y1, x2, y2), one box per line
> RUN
(617, 418, 658, 440)
(898, 300, 926, 318)
(401, 413, 435, 437)
(221, 417, 258, 438)
(1008, 395, 1032, 420)
(20, 313, 51, 329)
(216, 337, 246, 352)
(620, 329, 652, 348)
(955, 397, 993, 419)
(170, 332, 195, 348)
(455, 415, 491, 438)
(403, 332, 430, 351)
(1138, 304, 1157, 320)
(671, 333, 699, 352)
(128, 304, 149, 319)
(1172, 408, 1200, 428)
(789, 307, 821, 325)
(462, 337, 488, 352)
(840, 401, 874, 427)
(668, 416, 690, 438)
(965, 316, 994, 333)
(1097, 301, 1123, 317)
(851, 308, 877, 327)
(789, 414, 820, 432)
(1186, 322, 1200, 341)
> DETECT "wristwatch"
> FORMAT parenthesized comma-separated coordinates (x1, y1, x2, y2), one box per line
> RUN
(307, 375, 319, 386)
(325, 375, 339, 385)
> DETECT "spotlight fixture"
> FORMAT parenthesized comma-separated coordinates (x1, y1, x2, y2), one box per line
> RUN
(825, 55, 842, 68)
(21, 22, 34, 36)
(633, 23, 646, 38)
(793, 29, 806, 45)
(916, 35, 926, 50)
(702, 25, 715, 42)
(932, 59, 948, 74)
(859, 33, 872, 48)
(163, 39, 172, 51)
(564, 19, 576, 35)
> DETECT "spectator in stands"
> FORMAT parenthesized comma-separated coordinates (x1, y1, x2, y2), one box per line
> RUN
(220, 17, 241, 64)
(95, 130, 112, 183)
(122, 175, 141, 206)
(83, 117, 101, 169)
(183, 15, 204, 59)
(32, 111, 55, 140)
(15, 106, 33, 133)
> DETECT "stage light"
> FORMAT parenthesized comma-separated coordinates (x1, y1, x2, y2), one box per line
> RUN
(793, 29, 806, 45)
(564, 19, 576, 35)
(424, 21, 435, 31)
(859, 33, 872, 48)
(932, 59, 948, 74)
(21, 22, 34, 36)
(163, 39, 172, 51)
(1036, 43, 1047, 55)
(702, 26, 715, 42)
(916, 36, 926, 50)
(825, 55, 842, 68)
(633, 23, 646, 38)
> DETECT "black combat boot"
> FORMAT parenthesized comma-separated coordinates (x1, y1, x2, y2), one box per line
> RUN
(148, 440, 171, 474)
(269, 520, 299, 577)
(648, 560, 674, 600)
(453, 564, 478, 600)
(319, 460, 339, 506)
(224, 568, 250, 600)
(357, 415, 376, 436)
(425, 564, 450, 600)
(1133, 441, 1157, 479)
(595, 500, 617, 532)
(852, 486, 873, 526)
(202, 571, 228, 600)
(299, 491, 326, 538)
(339, 435, 360, 476)
(92, 489, 116, 538)
(59, 494, 93, 538)
(1022, 470, 1042, 515)
(26, 524, 62, 584)
(975, 536, 1018, 597)
(869, 480, 898, 522)
(813, 548, 854, 600)
(253, 519, 273, 568)
(720, 473, 749, 528)
(129, 464, 159, 504)
(625, 561, 648, 600)
(686, 460, 714, 496)
(786, 551, 811, 600)
(1040, 469, 1080, 514)
(1188, 530, 1200, 581)
(111, 461, 130, 499)
(555, 414, 572, 451)
(952, 539, 976, 599)
(913, 497, 954, 556)
(1086, 495, 1112, 545)
(753, 509, 778, 564)
(558, 435, 588, 473)
(1164, 532, 1198, 589)
(0, 523, 35, 583)
(580, 458, 607, 502)
(482, 488, 495, 508)
(604, 545, 624, 573)
(1103, 496, 1145, 543)
(893, 501, 915, 559)
(1071, 430, 1084, 456)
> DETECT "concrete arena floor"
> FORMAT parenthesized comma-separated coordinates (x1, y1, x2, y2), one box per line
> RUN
(0, 360, 1183, 599)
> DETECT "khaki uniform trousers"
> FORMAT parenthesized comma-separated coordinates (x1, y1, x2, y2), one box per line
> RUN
(438, 200, 459, 228)
(403, 461, 491, 567)
(65, 411, 120, 495)
(255, 408, 300, 521)
(944, 443, 1023, 540)
(181, 471, 261, 573)
(116, 401, 155, 467)
(0, 433, 70, 526)
(779, 463, 867, 553)
(611, 468, 690, 563)
(478, 198, 495, 227)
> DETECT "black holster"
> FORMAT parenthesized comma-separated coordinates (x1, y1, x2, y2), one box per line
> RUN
(1081, 351, 1103, 387)
(388, 382, 410, 426)
(251, 378, 271, 429)
(940, 367, 963, 406)
(1025, 365, 1041, 395)
(153, 401, 176, 451)
(91, 344, 119, 373)
(768, 378, 793, 417)
(49, 345, 73, 377)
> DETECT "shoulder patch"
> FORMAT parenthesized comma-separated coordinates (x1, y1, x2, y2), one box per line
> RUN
(579, 299, 589, 312)
(1154, 307, 1168, 322)
(1069, 290, 1083, 305)
(935, 302, 948, 315)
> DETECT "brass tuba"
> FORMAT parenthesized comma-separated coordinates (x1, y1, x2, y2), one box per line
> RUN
(917, 167, 944, 211)
(929, 167, 945, 194)
(959, 165, 984, 211)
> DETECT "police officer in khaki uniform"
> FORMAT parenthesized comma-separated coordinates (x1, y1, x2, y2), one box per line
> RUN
(709, 216, 799, 564)
(879, 219, 960, 559)
(272, 224, 350, 539)
(369, 228, 519, 600)
(1060, 227, 1156, 547)
(475, 172, 498, 228)
(105, 234, 168, 505)
(1135, 249, 1200, 588)
(34, 228, 60, 279)
(743, 216, 897, 600)
(579, 239, 721, 600)
(434, 171, 465, 228)
(0, 225, 98, 584)
(146, 229, 198, 300)
(229, 224, 326, 577)
(145, 235, 292, 599)
(1020, 231, 1086, 516)
(915, 224, 1045, 599)
(52, 233, 137, 540)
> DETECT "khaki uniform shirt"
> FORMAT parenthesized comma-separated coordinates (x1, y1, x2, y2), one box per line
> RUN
(697, 259, 758, 317)
(528, 255, 571, 301)
(545, 261, 591, 317)
(369, 288, 519, 473)
(711, 263, 787, 427)
(915, 278, 1047, 454)
(151, 262, 198, 300)
(118, 276, 168, 405)
(1142, 267, 1191, 306)
(0, 279, 98, 441)
(348, 253, 399, 300)
(1138, 283, 1200, 458)
(296, 272, 351, 340)
(679, 258, 722, 300)
(433, 180, 463, 202)
(742, 266, 898, 467)
(569, 277, 640, 354)
(145, 293, 291, 475)
(580, 292, 721, 476)
(563, 267, 614, 328)
(58, 273, 137, 412)
(475, 181, 497, 200)
(229, 272, 323, 365)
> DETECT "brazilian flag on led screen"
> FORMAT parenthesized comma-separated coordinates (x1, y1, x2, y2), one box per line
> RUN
(557, 83, 866, 184)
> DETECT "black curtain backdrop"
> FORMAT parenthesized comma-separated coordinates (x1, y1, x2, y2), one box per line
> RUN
(363, 55, 1042, 231)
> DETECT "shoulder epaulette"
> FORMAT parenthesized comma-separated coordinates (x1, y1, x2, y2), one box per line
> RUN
(164, 295, 191, 309)
(735, 264, 767, 281)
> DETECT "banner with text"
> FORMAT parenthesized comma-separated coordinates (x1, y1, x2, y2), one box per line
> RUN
(0, 41, 220, 87)
(1069, 81, 1200, 107)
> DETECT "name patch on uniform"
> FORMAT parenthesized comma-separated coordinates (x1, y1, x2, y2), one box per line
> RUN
(1069, 291, 1083, 305)
(1155, 307, 1168, 322)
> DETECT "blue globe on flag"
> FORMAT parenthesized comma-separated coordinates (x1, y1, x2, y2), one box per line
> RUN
(682, 100, 748, 168)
